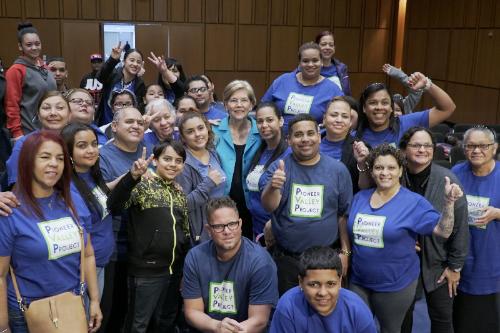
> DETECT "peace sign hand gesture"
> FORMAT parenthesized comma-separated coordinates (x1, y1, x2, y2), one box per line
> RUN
(131, 147, 154, 180)
(148, 51, 178, 84)
(111, 41, 124, 60)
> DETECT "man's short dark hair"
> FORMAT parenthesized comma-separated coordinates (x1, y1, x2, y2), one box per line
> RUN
(298, 246, 342, 278)
(206, 197, 239, 223)
(184, 75, 209, 93)
(288, 114, 318, 136)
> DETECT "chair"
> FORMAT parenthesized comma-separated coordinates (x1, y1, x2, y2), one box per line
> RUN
(433, 132, 445, 143)
(450, 146, 466, 166)
(430, 123, 451, 135)
(433, 145, 447, 160)
(453, 124, 475, 133)
(450, 132, 464, 141)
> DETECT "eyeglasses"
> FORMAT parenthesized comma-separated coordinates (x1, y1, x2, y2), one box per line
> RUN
(113, 102, 133, 109)
(70, 98, 94, 106)
(209, 220, 240, 233)
(407, 143, 434, 150)
(228, 98, 250, 105)
(463, 143, 495, 151)
(188, 87, 208, 94)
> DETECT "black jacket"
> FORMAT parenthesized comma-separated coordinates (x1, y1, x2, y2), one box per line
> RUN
(107, 172, 190, 277)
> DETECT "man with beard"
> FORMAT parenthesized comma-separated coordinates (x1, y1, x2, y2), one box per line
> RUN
(185, 75, 227, 121)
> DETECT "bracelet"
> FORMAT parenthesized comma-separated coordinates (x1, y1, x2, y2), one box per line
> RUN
(424, 77, 433, 91)
(356, 162, 369, 173)
(340, 249, 352, 257)
(0, 328, 9, 333)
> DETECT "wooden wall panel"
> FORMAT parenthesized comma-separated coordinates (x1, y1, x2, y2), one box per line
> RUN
(317, 0, 332, 27)
(62, 21, 100, 88)
(238, 25, 267, 71)
(62, 0, 78, 18)
(31, 19, 61, 59)
(473, 29, 500, 88)
(153, 0, 167, 21)
(205, 0, 219, 23)
(0, 19, 21, 66)
(334, 28, 360, 72)
(349, 0, 362, 27)
(82, 0, 97, 19)
(479, 0, 495, 27)
(255, 0, 269, 24)
(361, 29, 389, 72)
(188, 0, 203, 22)
(5, 0, 22, 17)
(271, 0, 285, 25)
(171, 0, 185, 22)
(302, 0, 317, 26)
(269, 26, 298, 71)
(446, 83, 499, 123)
(221, 0, 236, 23)
(25, 0, 41, 18)
(428, 0, 453, 28)
(465, 0, 479, 27)
(118, 0, 133, 20)
(425, 29, 449, 81)
(333, 0, 348, 27)
(301, 26, 329, 43)
(239, 0, 252, 24)
(205, 71, 267, 100)
(404, 29, 426, 72)
(205, 24, 235, 70)
(364, 0, 378, 28)
(44, 0, 60, 18)
(135, 0, 152, 21)
(349, 73, 386, 100)
(448, 29, 475, 83)
(169, 24, 204, 75)
(99, 0, 116, 20)
(286, 0, 300, 26)
(136, 24, 168, 84)
(407, 0, 429, 28)
(379, 0, 392, 28)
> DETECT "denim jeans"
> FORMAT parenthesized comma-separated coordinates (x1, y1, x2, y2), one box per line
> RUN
(8, 307, 28, 333)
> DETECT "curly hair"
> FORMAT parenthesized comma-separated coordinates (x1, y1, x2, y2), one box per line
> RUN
(366, 143, 406, 170)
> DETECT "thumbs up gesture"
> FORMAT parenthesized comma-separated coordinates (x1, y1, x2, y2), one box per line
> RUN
(444, 176, 463, 204)
(271, 160, 286, 190)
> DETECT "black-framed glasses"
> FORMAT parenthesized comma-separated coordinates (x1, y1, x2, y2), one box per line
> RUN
(463, 143, 495, 151)
(209, 220, 240, 233)
(407, 143, 434, 150)
(70, 98, 93, 106)
(188, 87, 208, 94)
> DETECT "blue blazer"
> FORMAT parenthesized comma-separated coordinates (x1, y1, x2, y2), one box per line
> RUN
(213, 116, 261, 205)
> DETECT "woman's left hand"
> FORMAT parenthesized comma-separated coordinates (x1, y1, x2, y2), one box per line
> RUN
(88, 300, 103, 332)
(473, 206, 500, 226)
(444, 176, 463, 204)
(353, 141, 369, 164)
(437, 267, 460, 298)
(408, 72, 428, 90)
(338, 253, 349, 277)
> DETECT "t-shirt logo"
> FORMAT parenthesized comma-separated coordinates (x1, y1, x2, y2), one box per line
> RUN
(246, 165, 265, 192)
(290, 184, 324, 218)
(38, 217, 81, 260)
(209, 281, 237, 314)
(284, 93, 314, 115)
(466, 195, 489, 229)
(353, 213, 386, 248)
(93, 186, 109, 220)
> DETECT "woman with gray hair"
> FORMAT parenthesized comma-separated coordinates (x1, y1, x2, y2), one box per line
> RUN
(213, 80, 261, 239)
(451, 125, 500, 333)
(143, 98, 178, 146)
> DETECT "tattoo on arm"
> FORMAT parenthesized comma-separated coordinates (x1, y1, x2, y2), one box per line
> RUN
(437, 202, 455, 237)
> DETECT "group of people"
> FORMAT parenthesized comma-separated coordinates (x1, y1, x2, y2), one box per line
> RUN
(0, 22, 498, 333)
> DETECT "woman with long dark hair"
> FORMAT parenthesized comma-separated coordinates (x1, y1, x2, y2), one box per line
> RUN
(0, 131, 102, 332)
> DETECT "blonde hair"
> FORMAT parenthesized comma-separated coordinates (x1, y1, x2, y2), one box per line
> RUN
(222, 80, 256, 105)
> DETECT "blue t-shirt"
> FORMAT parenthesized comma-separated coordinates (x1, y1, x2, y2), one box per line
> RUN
(99, 140, 150, 261)
(321, 65, 343, 91)
(203, 103, 227, 121)
(182, 237, 278, 323)
(270, 287, 377, 333)
(6, 131, 34, 186)
(89, 123, 108, 146)
(0, 192, 90, 309)
(259, 154, 352, 253)
(143, 130, 180, 149)
(348, 187, 439, 292)
(246, 147, 291, 236)
(261, 72, 344, 133)
(76, 171, 114, 267)
(359, 109, 430, 148)
(186, 150, 227, 199)
(452, 161, 500, 295)
(320, 138, 344, 161)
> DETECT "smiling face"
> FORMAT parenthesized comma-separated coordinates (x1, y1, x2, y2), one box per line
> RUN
(364, 89, 393, 131)
(226, 89, 253, 121)
(256, 106, 283, 142)
(71, 130, 99, 173)
(38, 96, 70, 131)
(187, 80, 210, 108)
(145, 85, 164, 104)
(371, 154, 402, 191)
(32, 140, 64, 197)
(464, 130, 498, 170)
(288, 120, 321, 163)
(123, 51, 143, 77)
(149, 105, 174, 141)
(323, 100, 351, 139)
(299, 269, 341, 317)
(111, 108, 145, 145)
(318, 34, 335, 61)
(404, 130, 434, 170)
(207, 207, 242, 253)
(299, 48, 322, 81)
(68, 91, 95, 125)
(154, 146, 184, 182)
(181, 116, 209, 151)
(19, 33, 42, 60)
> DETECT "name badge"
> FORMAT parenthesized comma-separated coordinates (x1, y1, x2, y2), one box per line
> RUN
(209, 281, 237, 314)
(246, 165, 264, 192)
(290, 184, 324, 218)
(38, 217, 81, 260)
(284, 93, 314, 115)
(353, 213, 386, 248)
